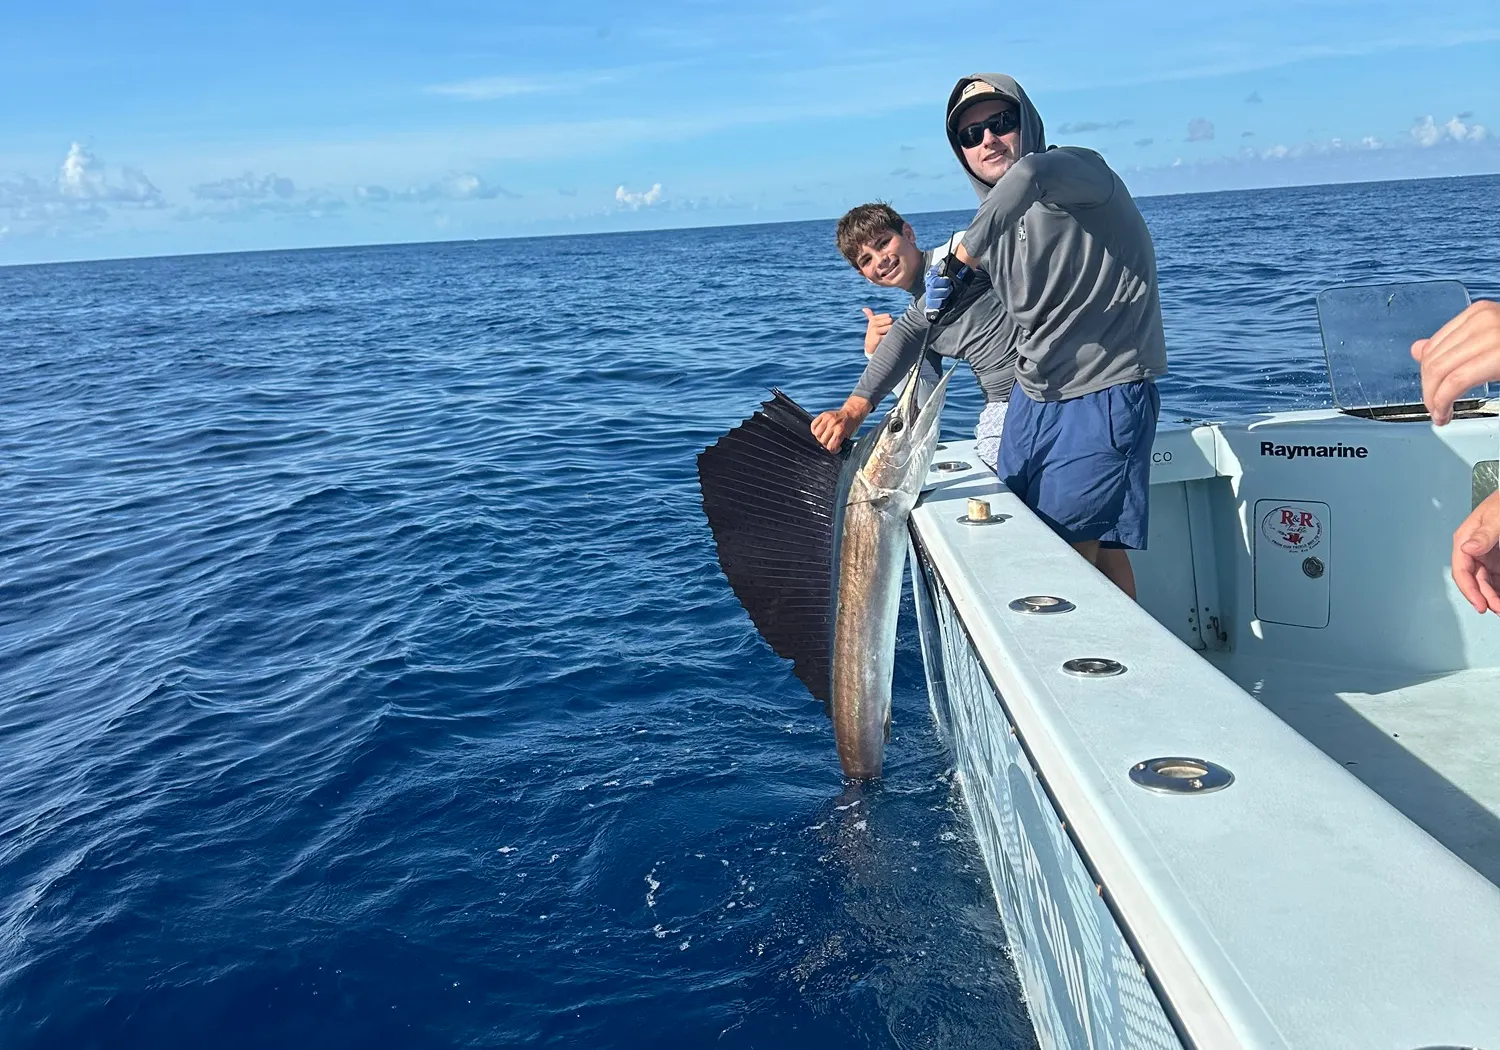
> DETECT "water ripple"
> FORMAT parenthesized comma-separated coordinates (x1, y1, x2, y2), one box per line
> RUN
(1, 175, 1497, 1049)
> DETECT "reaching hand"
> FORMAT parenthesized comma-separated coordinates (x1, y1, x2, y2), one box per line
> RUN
(1411, 299, 1500, 425)
(862, 307, 894, 357)
(810, 397, 872, 453)
(1452, 491, 1500, 615)
(924, 265, 954, 317)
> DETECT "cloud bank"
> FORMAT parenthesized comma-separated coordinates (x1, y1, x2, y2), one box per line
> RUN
(58, 143, 163, 205)
(357, 172, 519, 203)
(193, 172, 297, 201)
(1058, 119, 1133, 134)
(615, 183, 663, 209)
(1410, 114, 1489, 146)
(0, 143, 164, 232)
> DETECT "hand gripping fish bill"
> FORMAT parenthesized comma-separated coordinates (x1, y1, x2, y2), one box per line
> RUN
(696, 360, 954, 779)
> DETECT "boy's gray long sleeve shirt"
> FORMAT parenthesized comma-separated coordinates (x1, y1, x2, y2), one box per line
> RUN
(851, 244, 1019, 406)
(945, 73, 1168, 402)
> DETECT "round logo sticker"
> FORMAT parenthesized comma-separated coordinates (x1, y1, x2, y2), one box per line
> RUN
(1261, 505, 1323, 551)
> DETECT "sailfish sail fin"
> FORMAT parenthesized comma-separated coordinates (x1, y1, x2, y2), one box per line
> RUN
(696, 390, 844, 705)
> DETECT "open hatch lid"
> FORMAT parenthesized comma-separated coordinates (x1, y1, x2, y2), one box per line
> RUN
(1316, 280, 1491, 419)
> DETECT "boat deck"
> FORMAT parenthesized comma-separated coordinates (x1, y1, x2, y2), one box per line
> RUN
(1210, 656, 1500, 885)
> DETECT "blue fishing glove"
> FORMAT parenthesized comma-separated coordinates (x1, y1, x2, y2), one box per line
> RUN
(924, 264, 953, 317)
(924, 263, 972, 320)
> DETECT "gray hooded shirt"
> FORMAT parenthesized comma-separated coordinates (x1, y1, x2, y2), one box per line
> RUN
(945, 74, 1168, 402)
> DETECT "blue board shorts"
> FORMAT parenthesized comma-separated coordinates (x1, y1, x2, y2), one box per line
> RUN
(997, 380, 1160, 550)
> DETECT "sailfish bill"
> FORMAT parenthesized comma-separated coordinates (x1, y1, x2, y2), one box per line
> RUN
(696, 363, 954, 778)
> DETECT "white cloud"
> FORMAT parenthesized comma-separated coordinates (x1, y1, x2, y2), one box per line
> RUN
(357, 172, 518, 203)
(1186, 118, 1215, 142)
(179, 171, 346, 222)
(1058, 119, 1133, 134)
(425, 67, 624, 101)
(1411, 114, 1489, 146)
(178, 192, 346, 223)
(435, 172, 507, 200)
(1411, 115, 1442, 147)
(1445, 115, 1488, 141)
(427, 76, 557, 100)
(1362, 135, 1383, 149)
(57, 143, 162, 205)
(193, 172, 296, 201)
(615, 182, 663, 209)
(0, 144, 163, 233)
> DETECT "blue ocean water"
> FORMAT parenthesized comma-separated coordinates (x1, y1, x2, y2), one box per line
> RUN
(1, 174, 1497, 1049)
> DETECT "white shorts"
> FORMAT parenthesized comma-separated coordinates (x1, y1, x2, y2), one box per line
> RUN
(974, 399, 1008, 473)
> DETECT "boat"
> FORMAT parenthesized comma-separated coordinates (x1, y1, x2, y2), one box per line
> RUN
(906, 280, 1500, 1048)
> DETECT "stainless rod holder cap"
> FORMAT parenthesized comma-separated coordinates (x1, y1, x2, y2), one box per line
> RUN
(1062, 657, 1125, 676)
(1130, 757, 1234, 794)
(1009, 596, 1076, 614)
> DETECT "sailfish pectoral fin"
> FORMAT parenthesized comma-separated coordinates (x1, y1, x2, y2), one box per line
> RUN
(697, 390, 845, 707)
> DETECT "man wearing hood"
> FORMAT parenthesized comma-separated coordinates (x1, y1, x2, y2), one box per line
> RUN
(933, 73, 1169, 597)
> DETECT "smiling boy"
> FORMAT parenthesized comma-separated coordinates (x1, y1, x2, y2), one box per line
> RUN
(835, 203, 945, 391)
(813, 203, 1019, 469)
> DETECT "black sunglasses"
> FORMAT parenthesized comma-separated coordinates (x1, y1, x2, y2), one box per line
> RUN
(956, 109, 1020, 149)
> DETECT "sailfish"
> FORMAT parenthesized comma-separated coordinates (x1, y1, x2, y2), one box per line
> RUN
(696, 362, 953, 779)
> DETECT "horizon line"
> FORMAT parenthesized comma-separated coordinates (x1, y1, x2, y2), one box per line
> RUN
(4, 169, 1497, 272)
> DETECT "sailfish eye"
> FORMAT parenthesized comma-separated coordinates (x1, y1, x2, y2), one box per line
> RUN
(889, 417, 904, 434)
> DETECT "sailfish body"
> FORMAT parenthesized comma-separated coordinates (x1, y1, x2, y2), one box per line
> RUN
(696, 364, 953, 779)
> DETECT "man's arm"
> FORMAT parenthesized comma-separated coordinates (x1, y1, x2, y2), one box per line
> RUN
(952, 147, 1115, 272)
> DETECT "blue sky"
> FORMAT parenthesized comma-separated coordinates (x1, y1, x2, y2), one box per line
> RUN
(2, 0, 1498, 264)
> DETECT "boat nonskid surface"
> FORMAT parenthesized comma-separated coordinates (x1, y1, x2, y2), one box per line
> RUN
(911, 420, 1500, 1047)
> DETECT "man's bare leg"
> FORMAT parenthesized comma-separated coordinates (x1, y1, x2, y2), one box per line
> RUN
(1071, 540, 1137, 600)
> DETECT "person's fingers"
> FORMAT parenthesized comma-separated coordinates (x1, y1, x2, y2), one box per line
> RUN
(1478, 565, 1500, 614)
(812, 411, 852, 452)
(1420, 305, 1500, 387)
(1420, 300, 1481, 360)
(1419, 309, 1480, 402)
(1426, 340, 1500, 422)
(1460, 528, 1495, 555)
(1411, 337, 1429, 362)
(1453, 553, 1488, 612)
(862, 307, 875, 321)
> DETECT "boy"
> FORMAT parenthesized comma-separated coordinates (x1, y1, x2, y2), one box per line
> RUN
(814, 203, 1019, 470)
